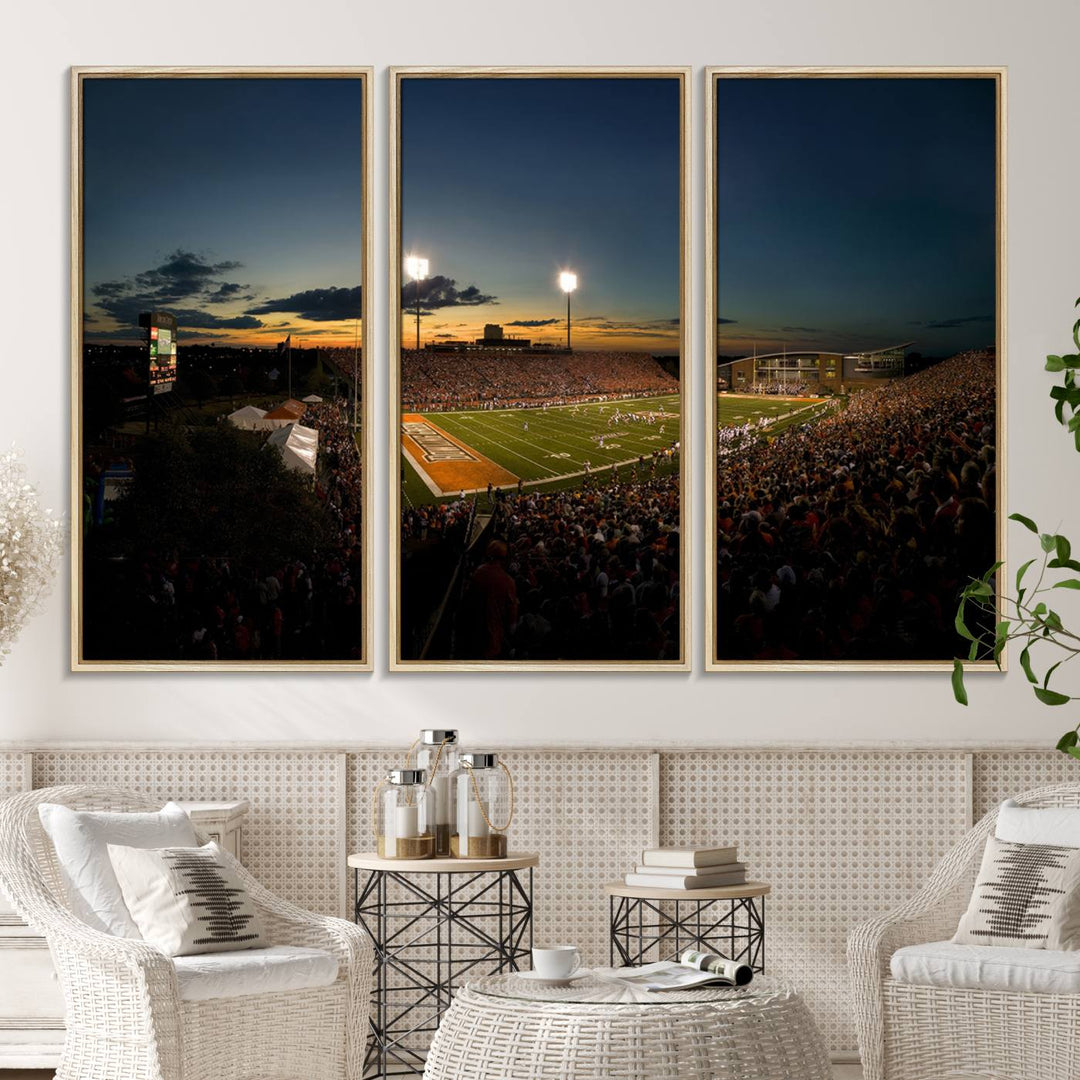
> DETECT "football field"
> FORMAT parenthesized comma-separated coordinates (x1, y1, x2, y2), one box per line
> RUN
(400, 392, 828, 507)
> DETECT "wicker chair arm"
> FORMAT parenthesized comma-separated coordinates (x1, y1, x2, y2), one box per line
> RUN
(847, 810, 994, 1080)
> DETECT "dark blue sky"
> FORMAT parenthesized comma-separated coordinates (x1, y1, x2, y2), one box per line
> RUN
(401, 76, 681, 351)
(716, 76, 997, 358)
(83, 77, 364, 344)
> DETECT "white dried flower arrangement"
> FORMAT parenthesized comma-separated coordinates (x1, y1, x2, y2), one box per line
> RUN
(0, 447, 65, 661)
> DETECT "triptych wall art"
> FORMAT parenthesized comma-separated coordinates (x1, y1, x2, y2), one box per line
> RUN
(70, 66, 1004, 673)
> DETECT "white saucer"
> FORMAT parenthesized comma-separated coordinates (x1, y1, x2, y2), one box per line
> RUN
(514, 969, 590, 986)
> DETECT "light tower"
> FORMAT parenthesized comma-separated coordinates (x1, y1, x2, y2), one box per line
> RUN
(405, 255, 429, 351)
(559, 271, 577, 352)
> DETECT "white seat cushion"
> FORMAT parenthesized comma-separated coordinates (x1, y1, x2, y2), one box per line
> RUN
(173, 945, 339, 1002)
(892, 940, 1080, 995)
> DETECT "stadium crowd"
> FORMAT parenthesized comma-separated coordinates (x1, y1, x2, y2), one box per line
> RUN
(401, 349, 677, 411)
(87, 398, 365, 662)
(447, 472, 681, 662)
(715, 350, 997, 661)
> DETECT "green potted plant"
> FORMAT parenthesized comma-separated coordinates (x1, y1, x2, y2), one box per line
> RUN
(953, 298, 1080, 759)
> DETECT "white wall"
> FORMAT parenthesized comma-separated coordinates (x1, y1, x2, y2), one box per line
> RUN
(2, 0, 1078, 747)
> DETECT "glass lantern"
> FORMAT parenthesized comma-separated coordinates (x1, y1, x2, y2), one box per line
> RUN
(452, 752, 513, 859)
(376, 769, 435, 859)
(415, 729, 461, 857)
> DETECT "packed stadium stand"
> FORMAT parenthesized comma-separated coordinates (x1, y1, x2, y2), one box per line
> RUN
(401, 349, 677, 411)
(715, 350, 997, 662)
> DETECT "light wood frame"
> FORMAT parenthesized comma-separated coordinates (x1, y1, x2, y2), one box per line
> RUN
(388, 67, 692, 672)
(70, 66, 374, 671)
(704, 66, 1007, 672)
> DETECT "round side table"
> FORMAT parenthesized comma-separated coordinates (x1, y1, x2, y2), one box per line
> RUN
(349, 852, 539, 1079)
(423, 972, 831, 1079)
(605, 880, 771, 971)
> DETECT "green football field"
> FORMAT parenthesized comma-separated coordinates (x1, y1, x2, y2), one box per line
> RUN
(400, 392, 828, 507)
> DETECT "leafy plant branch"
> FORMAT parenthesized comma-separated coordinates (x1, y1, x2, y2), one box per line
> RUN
(952, 298, 1080, 760)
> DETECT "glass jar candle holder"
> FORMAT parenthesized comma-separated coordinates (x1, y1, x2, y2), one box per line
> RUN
(376, 769, 436, 859)
(415, 729, 461, 857)
(452, 752, 514, 859)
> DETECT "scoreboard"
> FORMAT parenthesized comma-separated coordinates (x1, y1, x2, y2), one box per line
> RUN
(139, 311, 178, 394)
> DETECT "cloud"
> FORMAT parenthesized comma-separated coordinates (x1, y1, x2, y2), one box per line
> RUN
(574, 316, 681, 340)
(87, 248, 262, 331)
(778, 325, 823, 334)
(507, 318, 560, 328)
(247, 286, 361, 322)
(166, 309, 263, 330)
(918, 314, 994, 330)
(717, 318, 737, 325)
(403, 275, 496, 309)
(205, 282, 254, 304)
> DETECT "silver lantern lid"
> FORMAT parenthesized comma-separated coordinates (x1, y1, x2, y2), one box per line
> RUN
(420, 729, 458, 745)
(460, 752, 498, 769)
(389, 769, 426, 785)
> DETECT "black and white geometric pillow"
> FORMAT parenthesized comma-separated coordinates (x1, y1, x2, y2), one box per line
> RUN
(108, 841, 267, 957)
(953, 835, 1080, 950)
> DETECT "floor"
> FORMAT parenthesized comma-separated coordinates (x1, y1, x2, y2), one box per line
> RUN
(0, 1068, 872, 1079)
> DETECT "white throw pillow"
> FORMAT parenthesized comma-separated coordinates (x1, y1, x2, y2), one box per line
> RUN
(108, 841, 266, 957)
(38, 801, 197, 937)
(953, 834, 1080, 950)
(996, 798, 1080, 847)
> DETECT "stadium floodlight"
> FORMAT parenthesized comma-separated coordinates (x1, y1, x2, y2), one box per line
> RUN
(559, 271, 578, 352)
(405, 255, 429, 350)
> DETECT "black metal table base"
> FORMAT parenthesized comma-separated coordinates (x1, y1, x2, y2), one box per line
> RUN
(355, 866, 533, 1078)
(609, 893, 765, 971)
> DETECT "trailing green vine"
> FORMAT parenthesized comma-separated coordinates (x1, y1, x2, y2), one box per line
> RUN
(953, 298, 1080, 759)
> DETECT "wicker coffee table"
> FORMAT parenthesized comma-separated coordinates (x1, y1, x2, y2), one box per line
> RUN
(423, 971, 830, 1079)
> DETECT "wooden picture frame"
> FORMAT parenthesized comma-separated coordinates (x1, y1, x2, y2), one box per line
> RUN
(389, 67, 691, 671)
(704, 67, 1006, 671)
(71, 67, 374, 670)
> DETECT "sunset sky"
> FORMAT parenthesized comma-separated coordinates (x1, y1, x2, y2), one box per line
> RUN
(400, 76, 681, 353)
(715, 76, 997, 359)
(82, 76, 364, 348)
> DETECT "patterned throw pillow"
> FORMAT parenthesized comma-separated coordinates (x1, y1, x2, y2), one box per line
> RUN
(107, 841, 266, 956)
(953, 835, 1080, 949)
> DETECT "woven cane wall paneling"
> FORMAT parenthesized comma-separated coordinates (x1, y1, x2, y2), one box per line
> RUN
(0, 754, 27, 796)
(494, 751, 654, 968)
(659, 751, 968, 1053)
(972, 751, 1080, 820)
(32, 752, 342, 916)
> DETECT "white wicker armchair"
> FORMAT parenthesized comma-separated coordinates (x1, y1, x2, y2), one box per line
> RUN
(849, 782, 1080, 1080)
(0, 786, 373, 1080)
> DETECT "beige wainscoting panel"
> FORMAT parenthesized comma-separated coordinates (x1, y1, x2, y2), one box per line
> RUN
(32, 751, 342, 916)
(659, 750, 969, 1053)
(971, 750, 1080, 819)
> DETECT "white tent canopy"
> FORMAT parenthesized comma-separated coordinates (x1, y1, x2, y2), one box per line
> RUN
(265, 423, 318, 476)
(301, 394, 324, 404)
(226, 405, 269, 430)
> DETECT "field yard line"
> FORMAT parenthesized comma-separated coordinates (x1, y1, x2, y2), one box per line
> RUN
(474, 408, 679, 457)
(459, 416, 663, 470)
(400, 444, 444, 497)
(434, 424, 562, 478)
(433, 393, 680, 420)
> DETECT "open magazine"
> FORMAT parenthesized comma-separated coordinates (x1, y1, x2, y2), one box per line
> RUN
(595, 949, 753, 992)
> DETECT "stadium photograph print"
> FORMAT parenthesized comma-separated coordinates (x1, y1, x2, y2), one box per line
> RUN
(390, 68, 690, 670)
(706, 68, 1005, 670)
(72, 68, 373, 670)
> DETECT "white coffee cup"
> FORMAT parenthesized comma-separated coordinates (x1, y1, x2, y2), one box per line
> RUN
(532, 944, 581, 979)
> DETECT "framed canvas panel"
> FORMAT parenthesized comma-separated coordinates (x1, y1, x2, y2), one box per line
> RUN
(389, 67, 691, 671)
(72, 67, 373, 670)
(705, 68, 1006, 671)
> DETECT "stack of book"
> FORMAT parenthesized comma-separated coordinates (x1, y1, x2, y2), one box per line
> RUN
(624, 845, 747, 890)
